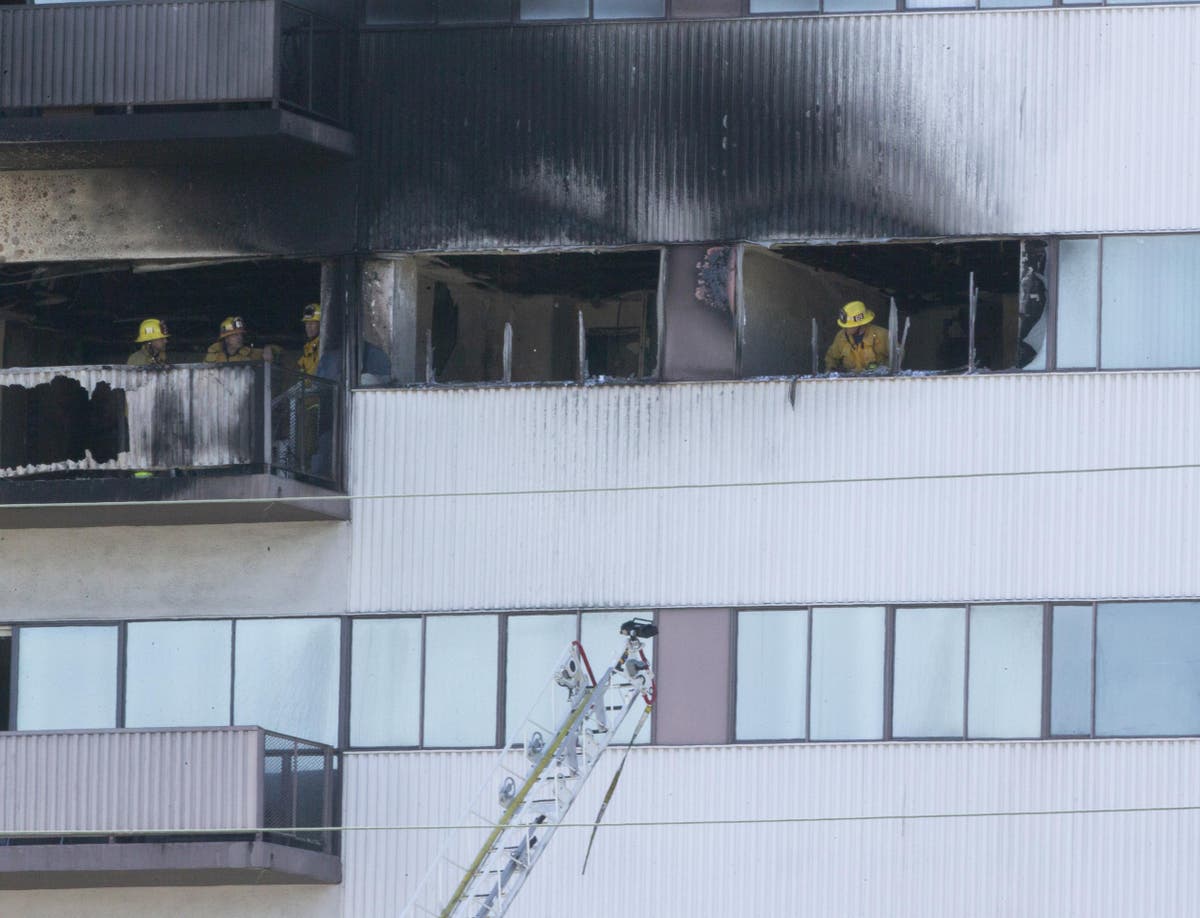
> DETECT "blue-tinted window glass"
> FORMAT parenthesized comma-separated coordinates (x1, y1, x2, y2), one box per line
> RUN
(823, 0, 894, 10)
(1096, 602, 1200, 736)
(749, 0, 818, 10)
(968, 605, 1042, 738)
(907, 0, 971, 8)
(126, 621, 232, 728)
(893, 608, 965, 738)
(1101, 235, 1200, 369)
(366, 0, 435, 22)
(581, 611, 653, 745)
(234, 618, 340, 746)
(595, 0, 664, 15)
(1055, 238, 1100, 369)
(442, 0, 512, 21)
(810, 607, 884, 740)
(425, 615, 499, 747)
(351, 618, 422, 747)
(17, 626, 118, 730)
(736, 609, 808, 741)
(981, 0, 1051, 7)
(1051, 605, 1093, 736)
(506, 614, 577, 743)
(521, 0, 588, 18)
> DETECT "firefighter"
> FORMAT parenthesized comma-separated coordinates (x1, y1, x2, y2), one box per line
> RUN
(297, 302, 321, 376)
(127, 318, 170, 366)
(824, 300, 889, 373)
(204, 316, 276, 363)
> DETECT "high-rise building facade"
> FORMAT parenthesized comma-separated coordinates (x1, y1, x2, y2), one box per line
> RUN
(2, 1, 1200, 914)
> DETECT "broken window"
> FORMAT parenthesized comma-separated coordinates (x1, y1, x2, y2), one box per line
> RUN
(363, 251, 660, 387)
(740, 240, 1048, 377)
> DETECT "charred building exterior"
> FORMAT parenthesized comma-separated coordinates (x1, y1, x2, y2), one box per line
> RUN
(3, 2, 1200, 915)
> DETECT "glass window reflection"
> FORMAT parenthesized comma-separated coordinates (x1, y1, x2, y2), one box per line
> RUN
(1101, 235, 1200, 369)
(506, 614, 577, 743)
(810, 607, 884, 740)
(1051, 605, 1093, 736)
(1055, 238, 1100, 369)
(520, 0, 588, 19)
(352, 618, 422, 747)
(234, 618, 340, 746)
(595, 0, 665, 16)
(1096, 602, 1200, 736)
(17, 626, 118, 730)
(126, 621, 232, 728)
(893, 608, 965, 738)
(425, 615, 499, 747)
(968, 605, 1042, 738)
(736, 609, 808, 741)
(581, 611, 654, 745)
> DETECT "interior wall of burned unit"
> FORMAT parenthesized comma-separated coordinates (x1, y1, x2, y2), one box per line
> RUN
(358, 251, 663, 386)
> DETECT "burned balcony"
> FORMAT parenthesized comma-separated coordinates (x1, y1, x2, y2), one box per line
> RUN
(0, 362, 347, 526)
(0, 727, 341, 889)
(0, 0, 353, 170)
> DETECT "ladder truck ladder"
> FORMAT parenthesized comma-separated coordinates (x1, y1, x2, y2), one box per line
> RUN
(400, 618, 657, 918)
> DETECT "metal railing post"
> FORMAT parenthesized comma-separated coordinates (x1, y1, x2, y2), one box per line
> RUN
(262, 362, 273, 469)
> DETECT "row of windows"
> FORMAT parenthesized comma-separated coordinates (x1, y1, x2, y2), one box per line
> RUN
(7, 611, 646, 749)
(737, 603, 1200, 742)
(365, 0, 1192, 26)
(8, 601, 1200, 749)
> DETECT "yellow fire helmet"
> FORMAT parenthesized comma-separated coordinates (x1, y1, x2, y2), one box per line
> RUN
(219, 315, 246, 339)
(135, 318, 169, 343)
(302, 303, 321, 323)
(837, 300, 875, 329)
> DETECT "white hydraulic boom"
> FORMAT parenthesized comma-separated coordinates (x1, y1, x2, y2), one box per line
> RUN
(400, 618, 657, 918)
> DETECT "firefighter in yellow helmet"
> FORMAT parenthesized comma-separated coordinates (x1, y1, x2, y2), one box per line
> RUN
(127, 319, 170, 366)
(297, 303, 321, 376)
(204, 316, 276, 363)
(824, 300, 889, 373)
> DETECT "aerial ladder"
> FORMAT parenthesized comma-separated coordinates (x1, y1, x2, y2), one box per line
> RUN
(400, 618, 657, 918)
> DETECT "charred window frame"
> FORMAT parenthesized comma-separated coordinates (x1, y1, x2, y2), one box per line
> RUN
(740, 239, 1048, 378)
(359, 252, 662, 388)
(734, 601, 1200, 744)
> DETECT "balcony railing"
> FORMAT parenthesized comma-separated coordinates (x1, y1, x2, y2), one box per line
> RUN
(0, 362, 340, 488)
(0, 0, 351, 140)
(0, 727, 340, 887)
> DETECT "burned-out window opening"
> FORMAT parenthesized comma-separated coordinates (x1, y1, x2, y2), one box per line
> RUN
(740, 240, 1044, 378)
(369, 250, 661, 387)
(0, 259, 333, 481)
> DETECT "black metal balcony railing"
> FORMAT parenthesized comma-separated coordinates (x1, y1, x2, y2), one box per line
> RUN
(0, 0, 348, 128)
(0, 362, 341, 490)
(263, 732, 339, 855)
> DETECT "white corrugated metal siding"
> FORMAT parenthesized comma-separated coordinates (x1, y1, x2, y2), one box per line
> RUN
(349, 372, 1200, 611)
(0, 728, 261, 833)
(362, 7, 1200, 250)
(342, 740, 1200, 918)
(0, 0, 276, 109)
